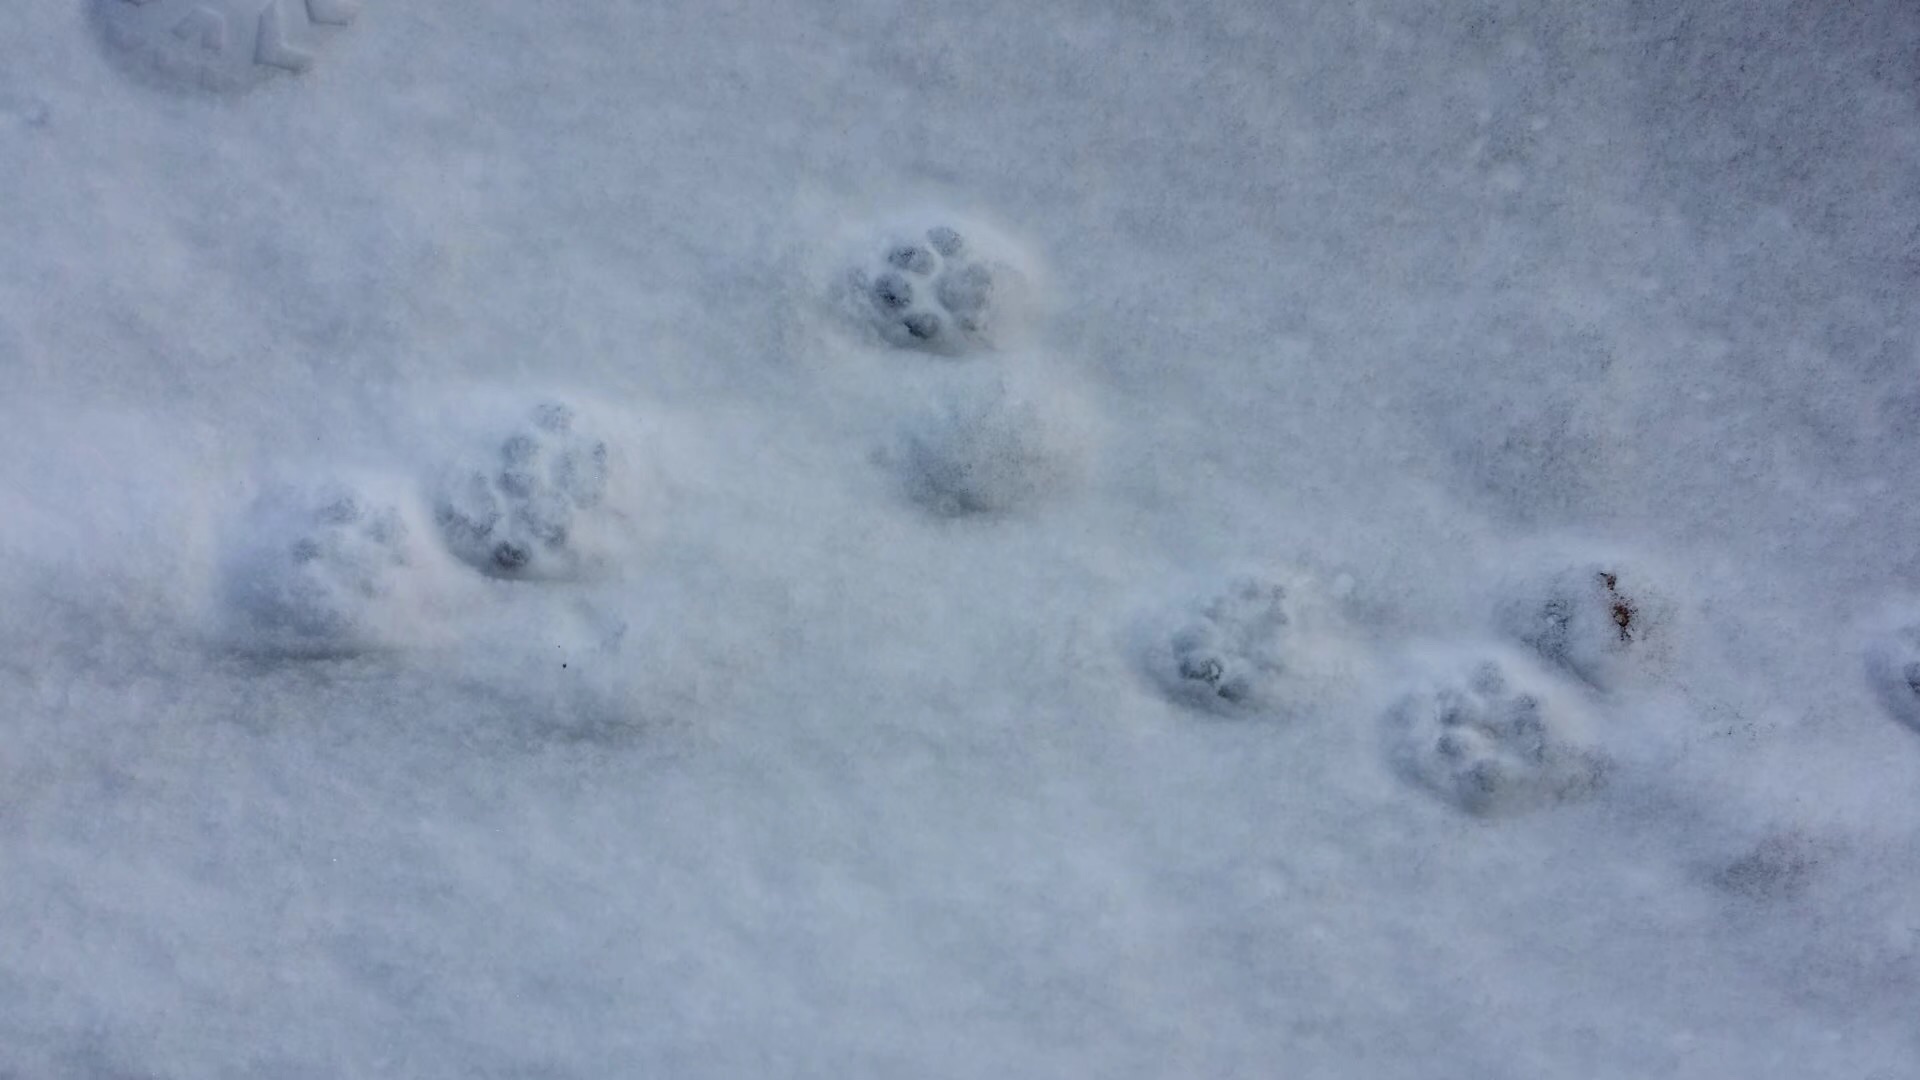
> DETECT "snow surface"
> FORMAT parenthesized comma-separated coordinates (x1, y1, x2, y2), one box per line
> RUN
(3, 1, 1919, 1076)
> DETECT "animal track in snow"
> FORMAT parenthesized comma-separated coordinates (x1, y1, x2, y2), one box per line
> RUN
(1496, 558, 1675, 691)
(892, 368, 1089, 516)
(220, 478, 421, 657)
(431, 400, 618, 581)
(1384, 649, 1609, 816)
(842, 218, 1037, 355)
(1135, 572, 1353, 717)
(93, 0, 360, 92)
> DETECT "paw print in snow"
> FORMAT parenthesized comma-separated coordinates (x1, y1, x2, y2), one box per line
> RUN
(223, 481, 417, 657)
(1386, 652, 1608, 816)
(1146, 576, 1298, 714)
(434, 401, 613, 580)
(895, 369, 1088, 516)
(93, 0, 361, 93)
(1498, 561, 1674, 690)
(848, 222, 1030, 354)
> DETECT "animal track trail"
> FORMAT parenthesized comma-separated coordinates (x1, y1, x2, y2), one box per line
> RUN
(95, 0, 361, 91)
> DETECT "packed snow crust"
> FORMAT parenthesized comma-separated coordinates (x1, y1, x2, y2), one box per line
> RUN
(2, 1, 1919, 1077)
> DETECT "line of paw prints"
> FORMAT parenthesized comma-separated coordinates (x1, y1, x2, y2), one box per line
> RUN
(1389, 557, 1920, 815)
(1389, 557, 1664, 815)
(221, 399, 620, 659)
(845, 215, 1086, 518)
(1131, 563, 1643, 819)
(92, 0, 359, 93)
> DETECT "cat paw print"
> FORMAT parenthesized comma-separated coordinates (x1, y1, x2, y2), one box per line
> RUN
(1386, 651, 1609, 816)
(1497, 559, 1675, 691)
(1138, 575, 1308, 715)
(432, 401, 615, 580)
(221, 479, 419, 657)
(845, 221, 1034, 355)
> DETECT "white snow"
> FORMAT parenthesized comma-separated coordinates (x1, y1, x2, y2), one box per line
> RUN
(3, 1, 1919, 1077)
